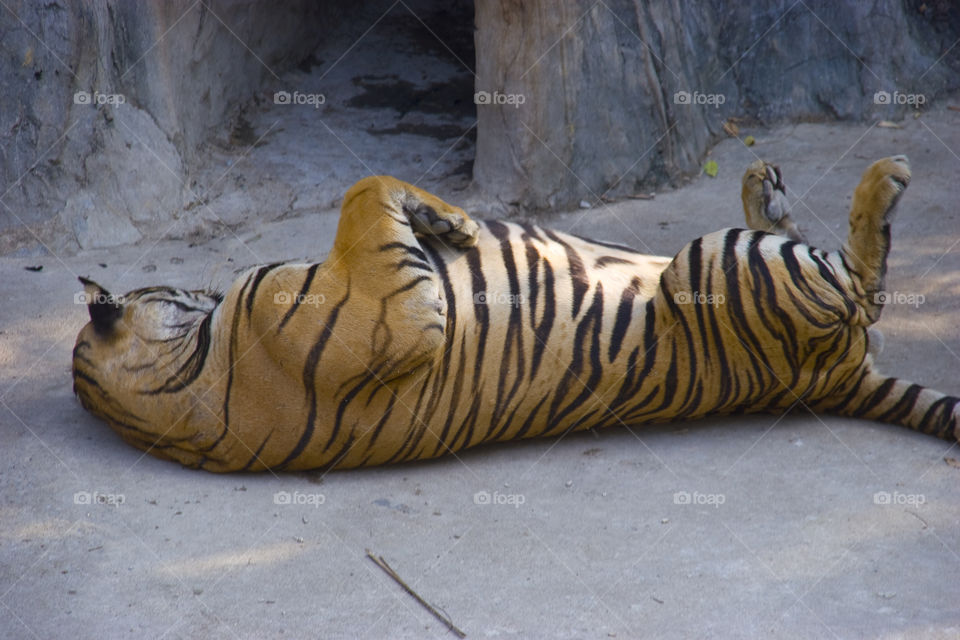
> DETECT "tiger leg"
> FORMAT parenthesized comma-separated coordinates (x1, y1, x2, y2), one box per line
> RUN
(816, 155, 958, 441)
(325, 176, 480, 379)
(741, 160, 806, 242)
(840, 155, 911, 323)
(817, 368, 960, 442)
(330, 175, 479, 262)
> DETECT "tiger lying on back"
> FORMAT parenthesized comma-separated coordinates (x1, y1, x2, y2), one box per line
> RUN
(72, 156, 959, 472)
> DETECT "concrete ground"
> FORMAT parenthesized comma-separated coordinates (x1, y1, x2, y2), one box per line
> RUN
(3, 70, 960, 640)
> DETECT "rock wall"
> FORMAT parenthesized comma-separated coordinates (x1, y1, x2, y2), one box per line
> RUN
(473, 0, 960, 211)
(4, 1, 958, 253)
(0, 0, 331, 253)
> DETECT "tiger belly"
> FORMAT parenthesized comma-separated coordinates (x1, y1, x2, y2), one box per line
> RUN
(213, 222, 870, 472)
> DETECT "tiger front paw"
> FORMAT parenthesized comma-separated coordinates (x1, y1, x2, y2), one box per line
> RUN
(404, 197, 480, 248)
(741, 160, 806, 243)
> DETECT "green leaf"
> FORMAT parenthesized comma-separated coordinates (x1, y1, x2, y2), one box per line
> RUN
(704, 160, 719, 177)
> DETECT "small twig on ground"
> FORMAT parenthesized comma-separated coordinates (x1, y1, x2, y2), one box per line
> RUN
(366, 549, 466, 638)
(906, 510, 929, 530)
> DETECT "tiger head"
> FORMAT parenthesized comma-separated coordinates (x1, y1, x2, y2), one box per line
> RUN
(72, 277, 223, 457)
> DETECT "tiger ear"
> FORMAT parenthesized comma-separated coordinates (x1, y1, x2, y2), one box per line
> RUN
(79, 277, 124, 336)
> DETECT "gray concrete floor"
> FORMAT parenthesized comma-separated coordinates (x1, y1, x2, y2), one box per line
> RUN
(3, 100, 960, 638)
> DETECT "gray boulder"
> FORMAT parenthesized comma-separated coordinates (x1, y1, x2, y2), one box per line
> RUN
(0, 0, 329, 253)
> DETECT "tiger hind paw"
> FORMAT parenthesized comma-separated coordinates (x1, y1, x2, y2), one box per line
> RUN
(741, 160, 807, 243)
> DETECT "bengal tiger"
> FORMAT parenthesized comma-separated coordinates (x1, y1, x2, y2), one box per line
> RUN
(72, 155, 959, 472)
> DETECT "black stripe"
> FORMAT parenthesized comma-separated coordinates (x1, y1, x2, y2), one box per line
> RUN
(278, 263, 319, 331)
(609, 277, 640, 363)
(443, 333, 474, 451)
(701, 263, 733, 409)
(659, 265, 698, 416)
(524, 238, 540, 320)
(610, 299, 658, 413)
(386, 368, 436, 465)
(917, 396, 958, 438)
(544, 229, 589, 317)
(595, 256, 634, 269)
(466, 246, 489, 384)
(875, 382, 923, 423)
(545, 284, 605, 434)
(72, 340, 92, 362)
(73, 367, 103, 394)
(519, 222, 545, 243)
(721, 230, 773, 389)
(453, 387, 487, 451)
(809, 249, 856, 320)
(807, 329, 857, 399)
(385, 275, 432, 298)
(430, 333, 469, 455)
(823, 368, 871, 413)
(394, 259, 434, 272)
(364, 390, 400, 457)
(837, 250, 864, 284)
(277, 283, 351, 469)
(245, 263, 283, 318)
(239, 429, 276, 472)
(609, 347, 640, 411)
(747, 237, 800, 373)
(201, 272, 255, 452)
(150, 299, 202, 314)
(567, 232, 642, 254)
(626, 341, 679, 420)
(142, 312, 214, 394)
(324, 371, 379, 451)
(513, 394, 550, 440)
(854, 376, 897, 414)
(379, 241, 428, 262)
(779, 243, 839, 326)
(419, 240, 461, 460)
(486, 221, 527, 437)
(320, 433, 358, 471)
(531, 258, 556, 381)
(687, 238, 713, 375)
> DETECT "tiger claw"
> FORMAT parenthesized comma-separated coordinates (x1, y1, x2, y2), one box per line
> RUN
(761, 169, 789, 224)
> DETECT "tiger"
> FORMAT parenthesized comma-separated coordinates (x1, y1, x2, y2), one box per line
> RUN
(72, 155, 960, 472)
